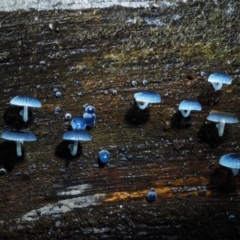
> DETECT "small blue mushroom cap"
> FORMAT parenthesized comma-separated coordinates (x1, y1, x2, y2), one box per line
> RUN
(98, 150, 110, 163)
(1, 130, 37, 142)
(1, 130, 37, 156)
(63, 130, 91, 156)
(220, 153, 240, 176)
(208, 72, 232, 91)
(62, 130, 91, 141)
(146, 188, 157, 202)
(178, 100, 202, 117)
(83, 113, 96, 128)
(71, 117, 86, 130)
(134, 91, 161, 110)
(207, 110, 239, 136)
(207, 111, 239, 124)
(85, 105, 95, 114)
(10, 96, 41, 108)
(10, 96, 41, 122)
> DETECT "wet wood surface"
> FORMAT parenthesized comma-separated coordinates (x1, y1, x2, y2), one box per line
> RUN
(0, 1, 240, 239)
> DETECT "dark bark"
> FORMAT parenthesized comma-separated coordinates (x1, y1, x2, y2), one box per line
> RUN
(0, 1, 240, 239)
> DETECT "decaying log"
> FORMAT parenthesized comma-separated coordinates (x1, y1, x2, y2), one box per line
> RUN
(0, 1, 240, 238)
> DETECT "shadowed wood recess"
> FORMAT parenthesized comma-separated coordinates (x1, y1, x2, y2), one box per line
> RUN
(1, 1, 240, 239)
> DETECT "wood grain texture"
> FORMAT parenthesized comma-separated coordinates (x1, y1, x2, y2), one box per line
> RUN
(0, 1, 240, 238)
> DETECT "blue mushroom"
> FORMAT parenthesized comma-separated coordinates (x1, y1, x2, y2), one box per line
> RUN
(146, 188, 157, 202)
(228, 215, 235, 222)
(208, 72, 232, 91)
(207, 110, 239, 136)
(1, 130, 37, 156)
(134, 90, 161, 110)
(62, 130, 91, 156)
(85, 105, 95, 114)
(178, 100, 202, 117)
(219, 153, 240, 176)
(83, 112, 96, 128)
(10, 96, 42, 122)
(71, 117, 87, 130)
(98, 150, 110, 164)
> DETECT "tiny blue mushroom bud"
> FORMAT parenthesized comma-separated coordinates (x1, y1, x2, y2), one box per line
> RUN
(55, 91, 62, 97)
(65, 113, 72, 120)
(131, 80, 137, 86)
(228, 215, 235, 222)
(208, 72, 232, 91)
(142, 79, 148, 85)
(0, 168, 6, 175)
(85, 105, 95, 114)
(83, 113, 96, 128)
(178, 100, 202, 117)
(146, 188, 157, 202)
(134, 90, 161, 110)
(98, 150, 110, 164)
(200, 71, 207, 77)
(207, 110, 239, 136)
(53, 88, 59, 93)
(71, 117, 86, 130)
(112, 90, 117, 95)
(54, 107, 61, 115)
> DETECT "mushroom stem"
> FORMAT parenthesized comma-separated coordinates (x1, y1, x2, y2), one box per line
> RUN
(68, 140, 78, 156)
(16, 141, 22, 156)
(216, 121, 225, 136)
(20, 106, 28, 122)
(136, 101, 149, 110)
(231, 168, 239, 176)
(212, 82, 223, 91)
(180, 110, 191, 117)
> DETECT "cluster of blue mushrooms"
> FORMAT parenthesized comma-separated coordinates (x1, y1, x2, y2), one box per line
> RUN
(0, 96, 41, 156)
(0, 71, 238, 206)
(83, 105, 96, 128)
(62, 105, 96, 156)
(133, 72, 240, 177)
